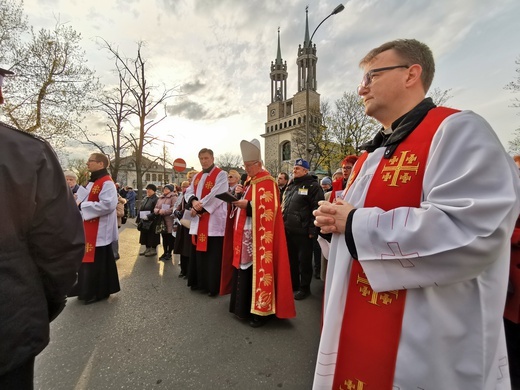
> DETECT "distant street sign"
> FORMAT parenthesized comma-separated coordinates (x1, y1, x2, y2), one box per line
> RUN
(173, 158, 187, 172)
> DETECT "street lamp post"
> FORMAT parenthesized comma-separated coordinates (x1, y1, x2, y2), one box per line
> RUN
(305, 4, 345, 165)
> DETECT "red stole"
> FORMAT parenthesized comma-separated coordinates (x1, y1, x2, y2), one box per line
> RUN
(220, 171, 296, 318)
(83, 175, 113, 263)
(333, 107, 458, 389)
(193, 167, 221, 252)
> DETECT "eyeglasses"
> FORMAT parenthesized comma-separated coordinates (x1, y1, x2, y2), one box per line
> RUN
(358, 65, 409, 91)
(228, 175, 236, 179)
(87, 159, 99, 163)
(342, 166, 353, 170)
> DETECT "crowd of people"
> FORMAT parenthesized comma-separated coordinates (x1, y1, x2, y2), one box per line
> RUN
(2, 37, 520, 389)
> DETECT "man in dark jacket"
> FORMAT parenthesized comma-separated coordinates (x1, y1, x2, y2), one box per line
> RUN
(282, 159, 324, 300)
(0, 67, 85, 388)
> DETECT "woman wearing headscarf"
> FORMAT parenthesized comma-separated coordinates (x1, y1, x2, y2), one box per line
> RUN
(136, 184, 160, 257)
(154, 184, 177, 261)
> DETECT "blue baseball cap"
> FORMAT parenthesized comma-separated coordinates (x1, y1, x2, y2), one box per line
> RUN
(294, 158, 310, 170)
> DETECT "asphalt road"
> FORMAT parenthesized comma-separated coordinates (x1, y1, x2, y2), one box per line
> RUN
(34, 221, 324, 390)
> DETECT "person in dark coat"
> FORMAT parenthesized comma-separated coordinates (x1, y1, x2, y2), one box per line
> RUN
(0, 67, 85, 388)
(136, 184, 160, 257)
(173, 181, 192, 278)
(125, 186, 137, 218)
(281, 158, 324, 300)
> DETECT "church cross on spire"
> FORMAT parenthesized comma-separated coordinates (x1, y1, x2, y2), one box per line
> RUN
(276, 27, 283, 65)
(304, 6, 311, 48)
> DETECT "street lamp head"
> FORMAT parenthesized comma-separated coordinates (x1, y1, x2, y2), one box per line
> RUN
(332, 4, 345, 15)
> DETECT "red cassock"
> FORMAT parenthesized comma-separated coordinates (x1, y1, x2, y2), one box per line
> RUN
(220, 170, 296, 318)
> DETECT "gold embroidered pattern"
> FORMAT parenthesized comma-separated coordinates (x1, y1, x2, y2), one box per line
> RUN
(205, 180, 214, 190)
(260, 190, 274, 202)
(381, 150, 419, 187)
(357, 273, 399, 306)
(91, 185, 101, 194)
(262, 250, 273, 264)
(198, 233, 206, 243)
(340, 378, 365, 390)
(255, 290, 273, 310)
(85, 243, 94, 253)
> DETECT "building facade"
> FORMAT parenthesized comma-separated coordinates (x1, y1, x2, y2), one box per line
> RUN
(115, 155, 193, 191)
(262, 9, 322, 172)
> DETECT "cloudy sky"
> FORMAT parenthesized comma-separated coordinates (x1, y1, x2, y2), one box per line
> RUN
(24, 0, 520, 169)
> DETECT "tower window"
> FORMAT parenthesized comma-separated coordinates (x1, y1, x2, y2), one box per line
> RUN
(281, 141, 291, 161)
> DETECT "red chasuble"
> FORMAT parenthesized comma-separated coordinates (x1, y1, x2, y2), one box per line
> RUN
(220, 171, 295, 318)
(82, 175, 113, 263)
(192, 167, 221, 252)
(333, 107, 458, 389)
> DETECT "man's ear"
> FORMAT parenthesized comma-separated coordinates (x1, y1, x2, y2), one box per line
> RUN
(405, 64, 423, 88)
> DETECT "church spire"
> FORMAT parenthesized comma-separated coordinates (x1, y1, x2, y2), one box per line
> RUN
(269, 28, 287, 103)
(276, 27, 283, 65)
(304, 6, 311, 48)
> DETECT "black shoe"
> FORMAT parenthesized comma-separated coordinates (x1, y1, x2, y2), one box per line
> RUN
(294, 290, 310, 300)
(84, 296, 98, 305)
(178, 273, 185, 278)
(159, 253, 167, 260)
(249, 315, 269, 328)
(207, 292, 217, 297)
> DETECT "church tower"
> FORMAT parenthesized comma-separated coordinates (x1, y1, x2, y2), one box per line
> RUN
(262, 8, 321, 173)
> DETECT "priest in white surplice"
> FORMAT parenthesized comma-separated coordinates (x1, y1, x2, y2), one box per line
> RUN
(313, 39, 520, 390)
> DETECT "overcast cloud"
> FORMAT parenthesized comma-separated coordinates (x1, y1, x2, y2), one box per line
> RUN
(22, 0, 520, 168)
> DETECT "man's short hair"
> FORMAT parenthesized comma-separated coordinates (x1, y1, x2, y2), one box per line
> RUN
(90, 153, 110, 168)
(359, 39, 435, 93)
(278, 172, 289, 181)
(198, 148, 214, 157)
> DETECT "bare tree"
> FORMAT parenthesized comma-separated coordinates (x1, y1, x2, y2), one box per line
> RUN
(428, 87, 453, 106)
(331, 92, 378, 156)
(100, 40, 180, 201)
(66, 158, 89, 186)
(82, 56, 135, 182)
(506, 56, 520, 154)
(0, 0, 28, 66)
(215, 152, 242, 171)
(2, 19, 100, 148)
(291, 93, 377, 172)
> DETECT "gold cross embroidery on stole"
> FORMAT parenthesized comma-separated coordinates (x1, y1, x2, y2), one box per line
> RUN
(381, 150, 420, 187)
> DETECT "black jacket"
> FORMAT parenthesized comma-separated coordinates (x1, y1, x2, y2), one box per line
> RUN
(282, 174, 324, 236)
(0, 122, 85, 375)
